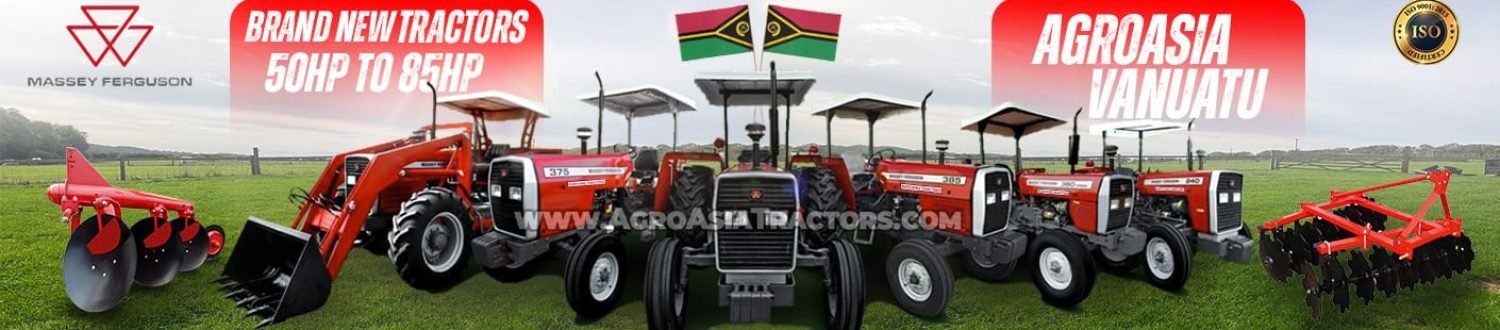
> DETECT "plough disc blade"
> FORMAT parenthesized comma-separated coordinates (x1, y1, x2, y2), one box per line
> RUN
(172, 217, 211, 272)
(1456, 235, 1475, 272)
(220, 217, 331, 327)
(1369, 249, 1399, 297)
(1260, 231, 1291, 282)
(62, 215, 137, 312)
(130, 218, 182, 287)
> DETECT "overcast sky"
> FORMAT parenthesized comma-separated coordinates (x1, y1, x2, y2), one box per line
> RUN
(0, 0, 1495, 157)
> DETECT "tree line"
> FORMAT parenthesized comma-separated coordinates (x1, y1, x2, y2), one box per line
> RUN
(0, 107, 89, 160)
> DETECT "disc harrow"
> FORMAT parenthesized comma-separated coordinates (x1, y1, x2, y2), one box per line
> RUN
(1257, 170, 1472, 319)
(45, 147, 227, 312)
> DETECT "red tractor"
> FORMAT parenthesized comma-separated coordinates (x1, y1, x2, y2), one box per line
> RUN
(643, 63, 866, 329)
(852, 105, 1193, 317)
(219, 88, 645, 326)
(45, 147, 226, 312)
(1084, 120, 1253, 268)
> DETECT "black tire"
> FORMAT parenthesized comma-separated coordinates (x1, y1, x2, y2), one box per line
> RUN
(1142, 224, 1193, 291)
(962, 248, 1018, 282)
(389, 187, 473, 290)
(803, 166, 849, 245)
(1093, 249, 1143, 275)
(565, 233, 628, 319)
(826, 239, 866, 329)
(1029, 230, 1095, 308)
(885, 240, 952, 318)
(645, 238, 688, 330)
(667, 165, 714, 244)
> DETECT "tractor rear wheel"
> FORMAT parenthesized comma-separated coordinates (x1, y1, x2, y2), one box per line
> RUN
(565, 232, 627, 318)
(803, 166, 848, 245)
(1029, 230, 1095, 307)
(826, 239, 866, 329)
(886, 240, 952, 318)
(963, 247, 1018, 282)
(1142, 224, 1193, 291)
(390, 187, 473, 290)
(645, 237, 688, 330)
(667, 165, 714, 244)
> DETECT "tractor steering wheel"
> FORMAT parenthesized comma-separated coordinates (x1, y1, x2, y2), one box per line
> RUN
(867, 148, 898, 169)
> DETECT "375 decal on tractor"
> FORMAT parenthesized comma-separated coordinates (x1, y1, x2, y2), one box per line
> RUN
(45, 147, 226, 312)
(1258, 170, 1474, 318)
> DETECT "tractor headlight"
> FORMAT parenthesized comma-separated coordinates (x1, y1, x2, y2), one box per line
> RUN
(509, 186, 523, 200)
(1110, 199, 1121, 210)
(1122, 198, 1132, 208)
(346, 175, 358, 186)
(1232, 192, 1242, 203)
(1220, 193, 1230, 204)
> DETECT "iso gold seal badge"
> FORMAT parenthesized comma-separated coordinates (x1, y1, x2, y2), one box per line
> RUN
(1394, 0, 1459, 64)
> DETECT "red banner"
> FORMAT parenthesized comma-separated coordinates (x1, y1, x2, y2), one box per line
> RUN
(992, 0, 1304, 134)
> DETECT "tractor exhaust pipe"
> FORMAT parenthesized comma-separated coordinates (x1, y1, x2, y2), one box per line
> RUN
(1067, 108, 1082, 173)
(920, 90, 932, 163)
(1186, 119, 1196, 171)
(427, 82, 437, 140)
(595, 71, 604, 155)
(219, 218, 331, 327)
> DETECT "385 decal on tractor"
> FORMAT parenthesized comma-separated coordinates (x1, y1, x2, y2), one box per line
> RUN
(46, 147, 226, 312)
(217, 86, 649, 326)
(1258, 170, 1474, 318)
(643, 64, 866, 330)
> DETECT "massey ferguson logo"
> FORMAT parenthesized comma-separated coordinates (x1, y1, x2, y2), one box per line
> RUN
(67, 5, 153, 67)
(749, 189, 763, 200)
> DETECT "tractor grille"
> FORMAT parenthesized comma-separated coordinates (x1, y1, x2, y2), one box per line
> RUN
(981, 170, 1011, 235)
(715, 175, 798, 271)
(1215, 173, 1244, 233)
(344, 156, 370, 191)
(489, 160, 527, 236)
(1106, 178, 1134, 231)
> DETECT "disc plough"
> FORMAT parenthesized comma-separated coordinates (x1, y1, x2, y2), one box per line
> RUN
(1258, 170, 1473, 318)
(44, 147, 227, 312)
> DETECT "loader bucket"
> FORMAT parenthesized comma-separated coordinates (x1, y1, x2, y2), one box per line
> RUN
(219, 217, 331, 327)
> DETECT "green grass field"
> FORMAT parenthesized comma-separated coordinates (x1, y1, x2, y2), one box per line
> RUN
(2, 161, 1497, 329)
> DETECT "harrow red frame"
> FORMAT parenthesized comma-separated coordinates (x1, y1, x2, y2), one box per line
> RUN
(1260, 170, 1461, 259)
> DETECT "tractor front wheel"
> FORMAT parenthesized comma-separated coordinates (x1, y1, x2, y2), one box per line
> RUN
(645, 237, 688, 330)
(1029, 230, 1096, 307)
(390, 187, 473, 290)
(886, 240, 952, 318)
(565, 232, 627, 318)
(1142, 224, 1193, 291)
(826, 239, 866, 329)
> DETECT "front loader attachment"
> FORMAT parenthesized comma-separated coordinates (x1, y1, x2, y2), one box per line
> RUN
(219, 217, 331, 327)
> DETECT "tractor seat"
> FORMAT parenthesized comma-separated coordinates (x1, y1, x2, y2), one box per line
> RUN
(632, 149, 660, 180)
(737, 150, 773, 165)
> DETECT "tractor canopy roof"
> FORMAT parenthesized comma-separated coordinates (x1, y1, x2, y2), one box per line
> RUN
(577, 85, 698, 118)
(694, 71, 816, 107)
(960, 102, 1067, 138)
(1088, 119, 1187, 137)
(436, 90, 550, 122)
(809, 93, 921, 122)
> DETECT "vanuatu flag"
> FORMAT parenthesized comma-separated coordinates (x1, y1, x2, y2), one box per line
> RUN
(676, 5, 754, 61)
(763, 5, 840, 61)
